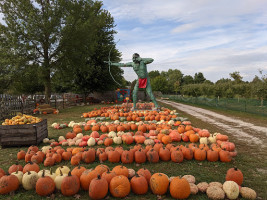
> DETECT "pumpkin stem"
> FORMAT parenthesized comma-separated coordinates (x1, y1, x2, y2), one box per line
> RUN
(68, 171, 72, 176)
(50, 168, 53, 175)
(234, 167, 238, 171)
(27, 171, 31, 175)
(59, 169, 63, 176)
(15, 160, 19, 165)
(97, 174, 101, 179)
(42, 169, 45, 177)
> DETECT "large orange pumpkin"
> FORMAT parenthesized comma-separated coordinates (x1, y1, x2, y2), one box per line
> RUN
(109, 175, 131, 198)
(130, 174, 148, 195)
(150, 173, 169, 195)
(170, 177, 190, 199)
(89, 175, 108, 200)
(80, 169, 98, 191)
(61, 172, 80, 196)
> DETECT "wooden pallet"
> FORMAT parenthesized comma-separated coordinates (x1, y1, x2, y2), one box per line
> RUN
(0, 119, 48, 147)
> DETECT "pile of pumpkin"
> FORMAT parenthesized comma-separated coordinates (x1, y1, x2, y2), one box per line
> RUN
(1, 114, 42, 125)
(0, 162, 257, 199)
(52, 121, 236, 158)
(17, 142, 235, 169)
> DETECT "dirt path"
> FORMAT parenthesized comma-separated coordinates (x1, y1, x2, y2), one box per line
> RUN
(158, 99, 267, 148)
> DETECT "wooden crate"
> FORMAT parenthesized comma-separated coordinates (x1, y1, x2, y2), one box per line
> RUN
(0, 119, 48, 147)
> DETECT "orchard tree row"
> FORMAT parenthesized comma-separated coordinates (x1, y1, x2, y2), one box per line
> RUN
(145, 69, 267, 100)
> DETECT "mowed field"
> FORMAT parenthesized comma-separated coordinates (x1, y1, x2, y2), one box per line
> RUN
(0, 102, 266, 200)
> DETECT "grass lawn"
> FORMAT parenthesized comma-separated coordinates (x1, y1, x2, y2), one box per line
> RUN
(0, 103, 266, 199)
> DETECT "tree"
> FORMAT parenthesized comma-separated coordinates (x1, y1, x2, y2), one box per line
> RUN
(230, 71, 243, 83)
(0, 0, 121, 101)
(182, 75, 194, 85)
(0, 0, 67, 101)
(194, 72, 206, 84)
(148, 70, 160, 79)
(151, 76, 168, 93)
(56, 1, 122, 101)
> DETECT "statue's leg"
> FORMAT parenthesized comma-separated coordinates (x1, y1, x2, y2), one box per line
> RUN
(146, 78, 159, 108)
(132, 80, 139, 109)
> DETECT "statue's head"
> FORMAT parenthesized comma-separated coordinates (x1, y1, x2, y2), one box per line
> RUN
(132, 53, 140, 63)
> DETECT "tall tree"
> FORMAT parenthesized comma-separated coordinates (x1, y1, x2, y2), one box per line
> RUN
(148, 70, 160, 79)
(194, 72, 206, 84)
(182, 75, 194, 85)
(56, 1, 122, 101)
(0, 0, 121, 101)
(230, 71, 243, 83)
(0, 0, 66, 101)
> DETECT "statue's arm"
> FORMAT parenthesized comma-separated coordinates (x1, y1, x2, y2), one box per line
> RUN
(141, 58, 154, 64)
(110, 62, 132, 67)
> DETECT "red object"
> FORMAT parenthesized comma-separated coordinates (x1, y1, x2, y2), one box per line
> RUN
(138, 78, 147, 88)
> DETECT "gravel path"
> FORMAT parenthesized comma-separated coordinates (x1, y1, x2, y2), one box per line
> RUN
(158, 99, 267, 148)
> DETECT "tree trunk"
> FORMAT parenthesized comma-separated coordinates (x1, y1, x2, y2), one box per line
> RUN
(44, 68, 51, 104)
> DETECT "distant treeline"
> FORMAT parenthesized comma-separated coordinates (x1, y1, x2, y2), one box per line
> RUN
(142, 69, 267, 100)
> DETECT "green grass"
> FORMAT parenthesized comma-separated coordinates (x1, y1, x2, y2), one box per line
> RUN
(0, 103, 266, 199)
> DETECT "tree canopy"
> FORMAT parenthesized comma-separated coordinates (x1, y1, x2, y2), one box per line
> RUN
(0, 0, 123, 101)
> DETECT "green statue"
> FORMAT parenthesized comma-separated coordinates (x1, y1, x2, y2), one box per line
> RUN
(107, 53, 159, 110)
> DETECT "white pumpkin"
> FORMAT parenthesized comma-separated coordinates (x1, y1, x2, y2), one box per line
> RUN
(75, 139, 82, 146)
(49, 139, 55, 143)
(240, 187, 257, 200)
(114, 120, 120, 124)
(208, 136, 216, 144)
(58, 136, 65, 142)
(87, 137, 96, 146)
(128, 169, 135, 178)
(54, 171, 67, 190)
(68, 121, 75, 127)
(51, 123, 58, 128)
(105, 122, 110, 126)
(97, 140, 103, 145)
(43, 138, 50, 144)
(47, 169, 56, 180)
(11, 171, 23, 184)
(113, 136, 122, 144)
(55, 166, 70, 175)
(144, 139, 155, 146)
(223, 181, 239, 200)
(117, 131, 125, 137)
(41, 146, 52, 154)
(62, 142, 68, 146)
(38, 170, 50, 178)
(168, 120, 174, 125)
(200, 137, 208, 145)
(108, 131, 116, 138)
(76, 133, 83, 139)
(22, 171, 39, 190)
(68, 141, 75, 146)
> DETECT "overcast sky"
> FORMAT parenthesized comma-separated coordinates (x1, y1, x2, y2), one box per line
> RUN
(102, 0, 267, 82)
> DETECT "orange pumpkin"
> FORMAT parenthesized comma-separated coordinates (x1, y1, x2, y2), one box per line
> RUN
(36, 170, 55, 196)
(0, 174, 19, 194)
(131, 174, 148, 195)
(89, 175, 108, 199)
(61, 172, 80, 196)
(112, 165, 128, 177)
(150, 173, 169, 195)
(170, 177, 190, 199)
(109, 175, 131, 198)
(80, 169, 98, 191)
